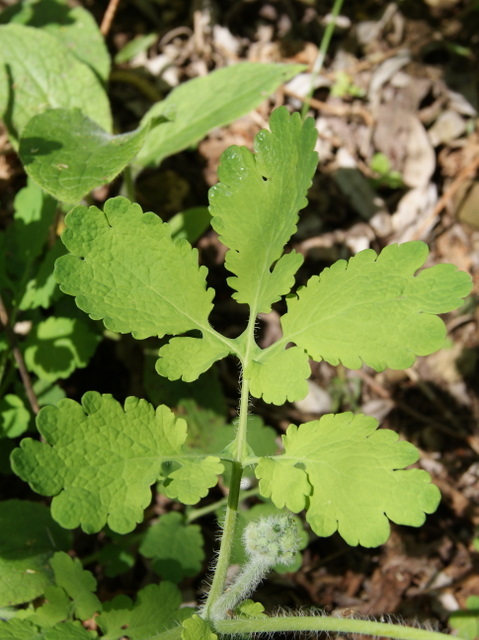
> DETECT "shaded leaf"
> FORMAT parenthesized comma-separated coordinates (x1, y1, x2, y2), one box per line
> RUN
(0, 24, 111, 144)
(0, 394, 30, 438)
(0, 500, 71, 607)
(0, 0, 110, 81)
(97, 583, 189, 640)
(23, 316, 101, 382)
(139, 512, 204, 582)
(49, 552, 100, 620)
(20, 109, 149, 202)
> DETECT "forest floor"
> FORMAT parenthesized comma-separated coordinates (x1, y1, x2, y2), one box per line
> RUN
(2, 0, 479, 637)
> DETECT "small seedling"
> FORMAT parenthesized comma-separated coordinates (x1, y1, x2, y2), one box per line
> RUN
(10, 107, 472, 640)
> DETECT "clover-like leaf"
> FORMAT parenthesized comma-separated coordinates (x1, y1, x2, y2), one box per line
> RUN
(20, 109, 150, 203)
(7, 179, 57, 265)
(0, 394, 30, 438)
(49, 552, 100, 620)
(209, 107, 317, 313)
(25, 586, 71, 629)
(55, 197, 227, 359)
(0, 24, 111, 144)
(23, 316, 101, 382)
(181, 615, 217, 640)
(97, 583, 190, 640)
(11, 392, 222, 533)
(137, 63, 304, 167)
(139, 512, 204, 582)
(256, 412, 441, 547)
(0, 500, 71, 607)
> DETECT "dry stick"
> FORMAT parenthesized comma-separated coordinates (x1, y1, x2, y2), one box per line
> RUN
(285, 87, 375, 126)
(412, 154, 479, 241)
(100, 0, 121, 37)
(0, 293, 39, 415)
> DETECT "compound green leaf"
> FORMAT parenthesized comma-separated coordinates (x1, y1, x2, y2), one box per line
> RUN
(136, 63, 304, 167)
(23, 316, 101, 382)
(245, 344, 310, 405)
(0, 500, 71, 607)
(181, 616, 217, 640)
(0, 394, 30, 438)
(0, 24, 111, 144)
(0, 0, 110, 81)
(25, 586, 71, 628)
(49, 552, 100, 620)
(97, 583, 188, 640)
(55, 197, 219, 344)
(209, 107, 317, 313)
(280, 241, 473, 371)
(11, 393, 222, 533)
(19, 109, 149, 203)
(256, 412, 441, 547)
(139, 512, 204, 582)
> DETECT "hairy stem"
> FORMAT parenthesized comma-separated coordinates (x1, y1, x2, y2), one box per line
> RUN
(210, 555, 270, 621)
(201, 313, 257, 619)
(215, 615, 463, 640)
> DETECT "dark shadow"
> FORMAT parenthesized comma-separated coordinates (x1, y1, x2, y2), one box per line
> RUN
(0, 0, 75, 28)
(19, 137, 63, 166)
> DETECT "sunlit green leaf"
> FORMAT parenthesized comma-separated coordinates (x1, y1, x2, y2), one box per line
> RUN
(11, 393, 222, 533)
(137, 63, 304, 167)
(256, 412, 441, 547)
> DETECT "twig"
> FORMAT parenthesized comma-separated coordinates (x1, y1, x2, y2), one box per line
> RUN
(411, 154, 479, 241)
(285, 87, 375, 127)
(0, 293, 39, 415)
(301, 0, 345, 119)
(100, 0, 121, 37)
